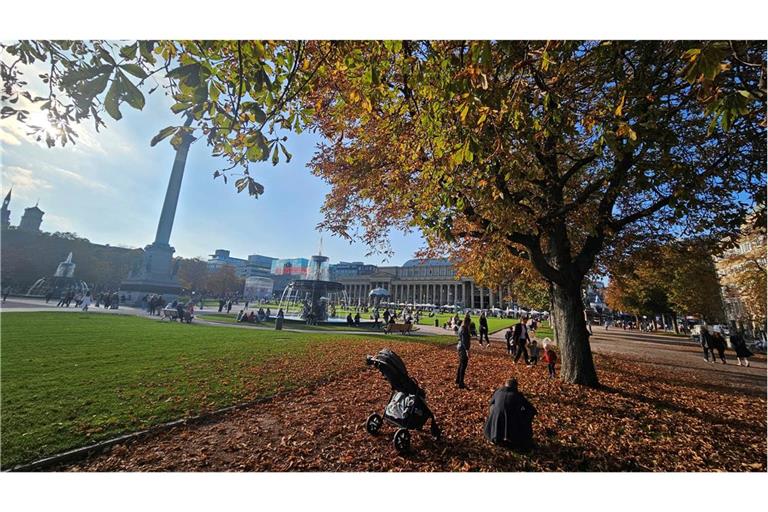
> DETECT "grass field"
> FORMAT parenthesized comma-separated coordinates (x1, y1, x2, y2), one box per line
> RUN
(0, 312, 449, 468)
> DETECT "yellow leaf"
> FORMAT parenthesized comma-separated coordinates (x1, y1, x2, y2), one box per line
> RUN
(615, 92, 626, 117)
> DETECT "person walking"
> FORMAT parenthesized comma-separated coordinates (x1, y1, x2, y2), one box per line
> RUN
(712, 331, 728, 364)
(479, 311, 490, 348)
(81, 292, 92, 312)
(456, 313, 472, 389)
(512, 317, 531, 364)
(730, 330, 753, 367)
(700, 325, 717, 363)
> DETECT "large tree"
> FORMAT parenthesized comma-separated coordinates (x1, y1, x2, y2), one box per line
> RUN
(303, 41, 765, 386)
(2, 40, 765, 386)
(605, 240, 726, 328)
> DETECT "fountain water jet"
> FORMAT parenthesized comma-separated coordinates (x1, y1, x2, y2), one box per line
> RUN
(277, 244, 348, 323)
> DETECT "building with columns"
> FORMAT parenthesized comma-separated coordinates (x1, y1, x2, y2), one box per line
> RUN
(334, 258, 514, 310)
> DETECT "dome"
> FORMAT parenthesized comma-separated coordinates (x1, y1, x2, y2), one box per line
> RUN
(402, 258, 451, 267)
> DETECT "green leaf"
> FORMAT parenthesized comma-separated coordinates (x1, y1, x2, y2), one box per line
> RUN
(246, 145, 264, 162)
(119, 43, 137, 60)
(279, 143, 292, 163)
(150, 126, 176, 147)
(139, 41, 157, 64)
(171, 102, 189, 114)
(118, 72, 145, 110)
(121, 63, 148, 79)
(271, 145, 279, 165)
(81, 70, 112, 98)
(248, 179, 265, 197)
(103, 79, 122, 120)
(234, 177, 249, 192)
(167, 63, 203, 87)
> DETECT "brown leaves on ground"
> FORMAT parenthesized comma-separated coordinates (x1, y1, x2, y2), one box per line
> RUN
(68, 340, 766, 472)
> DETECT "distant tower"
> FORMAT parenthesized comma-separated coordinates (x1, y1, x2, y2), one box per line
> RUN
(19, 203, 44, 232)
(0, 188, 10, 229)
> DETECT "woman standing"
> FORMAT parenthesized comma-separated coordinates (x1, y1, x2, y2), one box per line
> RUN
(456, 313, 472, 389)
(730, 330, 753, 367)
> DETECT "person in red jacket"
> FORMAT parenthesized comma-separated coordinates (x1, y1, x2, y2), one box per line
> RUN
(542, 338, 557, 378)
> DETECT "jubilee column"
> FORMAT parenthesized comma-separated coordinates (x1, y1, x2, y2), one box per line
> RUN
(120, 117, 194, 305)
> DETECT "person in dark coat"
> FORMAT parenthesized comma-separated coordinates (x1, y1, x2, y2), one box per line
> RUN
(700, 326, 717, 363)
(512, 317, 531, 364)
(730, 331, 753, 367)
(483, 378, 537, 450)
(456, 313, 472, 389)
(711, 331, 727, 364)
(479, 312, 490, 347)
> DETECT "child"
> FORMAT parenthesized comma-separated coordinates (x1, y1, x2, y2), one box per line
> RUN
(542, 338, 557, 378)
(527, 338, 540, 365)
(505, 327, 514, 355)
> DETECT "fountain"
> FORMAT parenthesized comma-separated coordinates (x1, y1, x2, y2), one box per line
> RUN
(26, 252, 89, 297)
(277, 243, 349, 323)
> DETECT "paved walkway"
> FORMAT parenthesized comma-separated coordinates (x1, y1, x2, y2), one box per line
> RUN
(490, 326, 766, 394)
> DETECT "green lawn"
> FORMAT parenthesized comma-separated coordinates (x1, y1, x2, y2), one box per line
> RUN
(418, 313, 553, 337)
(0, 312, 448, 468)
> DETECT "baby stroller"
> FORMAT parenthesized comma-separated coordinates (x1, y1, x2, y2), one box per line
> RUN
(365, 348, 441, 453)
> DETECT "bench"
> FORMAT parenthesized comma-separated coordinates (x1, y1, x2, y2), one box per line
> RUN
(384, 322, 415, 335)
(160, 308, 180, 321)
(161, 308, 193, 323)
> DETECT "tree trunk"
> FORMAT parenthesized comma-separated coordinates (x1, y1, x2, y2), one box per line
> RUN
(671, 312, 680, 334)
(550, 281, 599, 387)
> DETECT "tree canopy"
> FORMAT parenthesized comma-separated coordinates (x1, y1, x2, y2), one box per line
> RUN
(2, 40, 765, 386)
(604, 240, 726, 323)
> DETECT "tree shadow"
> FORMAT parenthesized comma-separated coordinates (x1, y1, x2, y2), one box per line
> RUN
(598, 384, 765, 432)
(409, 433, 646, 471)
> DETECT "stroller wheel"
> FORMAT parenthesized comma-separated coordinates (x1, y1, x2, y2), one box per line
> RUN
(393, 428, 411, 454)
(365, 413, 383, 435)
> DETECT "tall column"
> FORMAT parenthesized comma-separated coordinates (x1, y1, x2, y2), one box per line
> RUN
(469, 282, 474, 309)
(490, 288, 495, 308)
(154, 116, 193, 246)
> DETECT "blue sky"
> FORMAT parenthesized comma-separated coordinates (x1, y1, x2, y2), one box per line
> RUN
(0, 59, 425, 266)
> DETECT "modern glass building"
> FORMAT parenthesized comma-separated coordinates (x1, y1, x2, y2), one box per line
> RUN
(271, 258, 310, 276)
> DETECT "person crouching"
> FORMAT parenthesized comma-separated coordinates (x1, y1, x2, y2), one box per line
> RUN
(483, 378, 537, 450)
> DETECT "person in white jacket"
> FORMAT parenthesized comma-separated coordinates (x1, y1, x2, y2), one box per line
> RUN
(81, 292, 92, 312)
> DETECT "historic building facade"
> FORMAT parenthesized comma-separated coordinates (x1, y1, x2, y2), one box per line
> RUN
(334, 258, 513, 309)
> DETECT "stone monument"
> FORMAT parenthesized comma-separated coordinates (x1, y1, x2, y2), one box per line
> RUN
(120, 118, 193, 305)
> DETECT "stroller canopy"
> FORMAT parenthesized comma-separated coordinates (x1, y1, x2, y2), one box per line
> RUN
(367, 348, 423, 396)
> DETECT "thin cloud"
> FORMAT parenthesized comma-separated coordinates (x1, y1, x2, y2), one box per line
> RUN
(1, 165, 52, 191)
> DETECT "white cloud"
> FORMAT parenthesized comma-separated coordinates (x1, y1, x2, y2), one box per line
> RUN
(0, 165, 52, 191)
(0, 124, 23, 146)
(45, 164, 113, 192)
